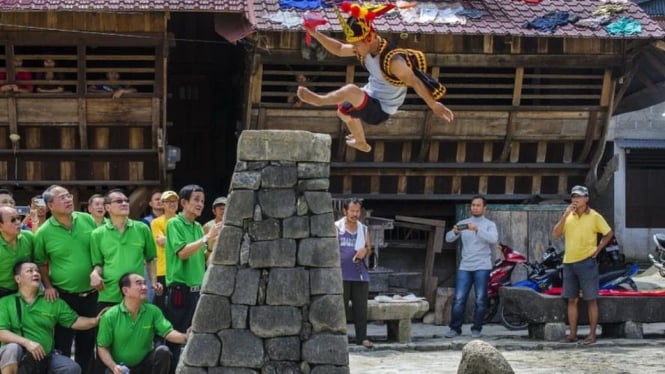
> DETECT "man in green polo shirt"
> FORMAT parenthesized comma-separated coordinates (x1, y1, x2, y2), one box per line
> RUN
(164, 184, 221, 367)
(90, 189, 161, 312)
(33, 185, 98, 374)
(0, 206, 34, 299)
(0, 261, 105, 374)
(97, 272, 189, 374)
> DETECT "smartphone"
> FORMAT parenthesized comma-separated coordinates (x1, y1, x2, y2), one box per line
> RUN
(457, 223, 469, 230)
(16, 206, 30, 216)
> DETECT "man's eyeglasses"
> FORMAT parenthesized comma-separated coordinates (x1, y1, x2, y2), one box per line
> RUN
(110, 198, 130, 204)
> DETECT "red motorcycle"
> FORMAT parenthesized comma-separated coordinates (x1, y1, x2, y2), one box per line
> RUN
(483, 243, 529, 330)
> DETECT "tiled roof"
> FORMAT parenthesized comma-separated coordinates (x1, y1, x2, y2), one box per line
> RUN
(638, 0, 665, 16)
(0, 0, 246, 12)
(253, 0, 665, 39)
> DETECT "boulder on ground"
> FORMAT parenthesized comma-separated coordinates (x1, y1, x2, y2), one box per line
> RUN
(457, 340, 514, 374)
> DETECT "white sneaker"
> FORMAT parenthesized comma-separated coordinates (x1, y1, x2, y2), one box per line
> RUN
(471, 330, 481, 338)
(444, 329, 459, 338)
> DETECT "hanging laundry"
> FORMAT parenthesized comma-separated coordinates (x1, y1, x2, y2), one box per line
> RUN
(574, 15, 611, 30)
(456, 8, 485, 19)
(264, 10, 303, 28)
(524, 11, 574, 33)
(605, 17, 642, 36)
(593, 4, 627, 17)
(279, 0, 324, 10)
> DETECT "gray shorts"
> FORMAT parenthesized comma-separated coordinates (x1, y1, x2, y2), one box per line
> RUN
(562, 257, 599, 300)
(0, 343, 22, 369)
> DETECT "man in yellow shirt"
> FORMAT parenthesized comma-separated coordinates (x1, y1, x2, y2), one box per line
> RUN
(150, 191, 179, 311)
(552, 185, 613, 346)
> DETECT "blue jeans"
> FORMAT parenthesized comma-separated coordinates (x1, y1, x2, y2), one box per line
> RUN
(449, 269, 490, 333)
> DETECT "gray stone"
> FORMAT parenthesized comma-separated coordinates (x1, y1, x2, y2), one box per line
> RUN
(300, 362, 311, 374)
(310, 366, 350, 374)
(309, 268, 343, 295)
(201, 265, 237, 297)
(309, 295, 346, 333)
(237, 130, 331, 163)
(225, 190, 255, 227)
(457, 340, 514, 374)
(261, 165, 297, 188)
(240, 233, 251, 266)
(259, 190, 296, 218)
(234, 161, 248, 172)
(257, 270, 268, 305)
(528, 322, 566, 341)
(210, 226, 243, 265)
(264, 336, 301, 361)
(301, 334, 349, 366)
(231, 305, 248, 329)
(247, 161, 269, 170)
(261, 361, 301, 374)
(266, 268, 309, 306)
(303, 192, 333, 214)
(298, 238, 340, 267)
(301, 322, 312, 341)
(297, 197, 309, 216)
(209, 368, 258, 374)
(297, 179, 330, 191)
(249, 306, 302, 338)
(218, 329, 265, 368)
(270, 160, 296, 167)
(249, 239, 297, 268)
(254, 205, 262, 221)
(192, 294, 231, 333)
(310, 213, 336, 238)
(177, 366, 207, 374)
(182, 333, 220, 367)
(232, 268, 261, 305)
(297, 163, 330, 179)
(231, 171, 261, 190)
(283, 216, 309, 239)
(249, 218, 280, 241)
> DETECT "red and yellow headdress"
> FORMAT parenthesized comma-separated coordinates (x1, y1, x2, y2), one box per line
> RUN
(334, 2, 396, 43)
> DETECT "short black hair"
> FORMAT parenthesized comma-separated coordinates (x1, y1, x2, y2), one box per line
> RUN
(471, 195, 487, 206)
(0, 188, 13, 197)
(42, 184, 63, 203)
(343, 198, 363, 210)
(118, 272, 139, 296)
(104, 189, 126, 204)
(178, 184, 204, 201)
(88, 194, 104, 205)
(13, 260, 34, 276)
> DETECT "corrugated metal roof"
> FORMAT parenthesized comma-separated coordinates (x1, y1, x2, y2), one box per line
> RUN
(616, 138, 665, 149)
(0, 0, 246, 12)
(253, 0, 665, 39)
(638, 0, 665, 17)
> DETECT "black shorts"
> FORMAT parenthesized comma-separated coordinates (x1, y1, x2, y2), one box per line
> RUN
(337, 93, 390, 125)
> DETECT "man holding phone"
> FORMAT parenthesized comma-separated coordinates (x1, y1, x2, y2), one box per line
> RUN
(444, 195, 498, 339)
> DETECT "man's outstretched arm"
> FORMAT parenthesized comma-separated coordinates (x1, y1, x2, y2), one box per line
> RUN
(389, 57, 454, 122)
(307, 30, 356, 57)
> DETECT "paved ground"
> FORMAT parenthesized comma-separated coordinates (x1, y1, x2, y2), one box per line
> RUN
(347, 322, 665, 373)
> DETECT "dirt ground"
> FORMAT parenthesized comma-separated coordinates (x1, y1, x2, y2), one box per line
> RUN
(349, 347, 665, 374)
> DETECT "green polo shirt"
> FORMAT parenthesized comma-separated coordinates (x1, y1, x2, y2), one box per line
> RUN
(0, 231, 34, 291)
(0, 292, 78, 354)
(97, 301, 173, 366)
(34, 212, 97, 293)
(91, 219, 157, 303)
(165, 213, 205, 287)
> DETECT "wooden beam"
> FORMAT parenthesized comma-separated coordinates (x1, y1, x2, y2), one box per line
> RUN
(499, 111, 517, 162)
(329, 162, 589, 170)
(370, 141, 384, 194)
(395, 215, 447, 228)
(424, 141, 439, 194)
(512, 67, 524, 106)
(577, 110, 598, 163)
(397, 142, 412, 194)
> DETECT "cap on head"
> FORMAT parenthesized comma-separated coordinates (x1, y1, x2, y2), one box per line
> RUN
(335, 2, 395, 43)
(212, 196, 227, 208)
(161, 190, 179, 201)
(570, 185, 589, 197)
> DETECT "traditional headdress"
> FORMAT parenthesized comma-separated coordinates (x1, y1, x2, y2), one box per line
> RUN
(334, 2, 395, 43)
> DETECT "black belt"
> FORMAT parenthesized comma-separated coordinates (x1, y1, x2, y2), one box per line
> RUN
(59, 289, 97, 298)
(169, 284, 200, 293)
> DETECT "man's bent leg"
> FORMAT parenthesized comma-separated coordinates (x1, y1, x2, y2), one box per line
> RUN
(49, 352, 81, 374)
(297, 84, 366, 107)
(0, 343, 22, 374)
(449, 270, 473, 333)
(340, 115, 371, 152)
(133, 345, 171, 374)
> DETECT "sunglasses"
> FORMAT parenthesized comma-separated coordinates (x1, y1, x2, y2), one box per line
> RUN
(110, 198, 130, 204)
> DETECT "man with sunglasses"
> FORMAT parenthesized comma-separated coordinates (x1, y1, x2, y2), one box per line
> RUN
(34, 184, 98, 374)
(90, 189, 160, 312)
(0, 206, 34, 299)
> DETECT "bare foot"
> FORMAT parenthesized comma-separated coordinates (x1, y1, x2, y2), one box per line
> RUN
(346, 137, 372, 152)
(297, 86, 324, 106)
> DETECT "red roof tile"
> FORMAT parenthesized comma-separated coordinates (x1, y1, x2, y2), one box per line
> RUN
(252, 0, 665, 39)
(0, 0, 246, 12)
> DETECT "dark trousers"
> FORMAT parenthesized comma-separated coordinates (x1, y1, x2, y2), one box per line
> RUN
(54, 290, 98, 374)
(343, 281, 369, 343)
(105, 346, 172, 374)
(164, 287, 199, 374)
(153, 276, 166, 312)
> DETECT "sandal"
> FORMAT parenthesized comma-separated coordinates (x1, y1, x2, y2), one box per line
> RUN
(582, 336, 596, 345)
(361, 339, 374, 349)
(559, 336, 578, 343)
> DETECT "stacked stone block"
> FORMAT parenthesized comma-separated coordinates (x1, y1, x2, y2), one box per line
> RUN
(178, 130, 349, 374)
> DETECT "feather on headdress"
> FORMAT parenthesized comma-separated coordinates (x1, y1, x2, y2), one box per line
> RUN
(334, 2, 395, 43)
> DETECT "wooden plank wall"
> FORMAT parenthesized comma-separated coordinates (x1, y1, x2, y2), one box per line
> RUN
(247, 32, 623, 199)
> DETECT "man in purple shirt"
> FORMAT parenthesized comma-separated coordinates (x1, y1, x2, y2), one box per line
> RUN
(335, 199, 373, 348)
